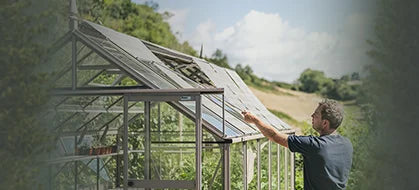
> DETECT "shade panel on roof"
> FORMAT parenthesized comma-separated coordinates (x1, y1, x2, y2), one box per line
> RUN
(152, 61, 195, 88)
(226, 69, 292, 129)
(202, 97, 257, 135)
(86, 21, 161, 63)
(226, 69, 268, 110)
(80, 21, 247, 138)
(79, 21, 178, 90)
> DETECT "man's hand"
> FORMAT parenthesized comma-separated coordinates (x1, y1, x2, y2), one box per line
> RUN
(242, 111, 259, 124)
(241, 110, 289, 148)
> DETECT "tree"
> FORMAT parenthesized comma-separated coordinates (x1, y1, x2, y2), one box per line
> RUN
(321, 81, 358, 101)
(352, 0, 419, 189)
(351, 72, 360, 81)
(340, 75, 351, 82)
(207, 49, 232, 69)
(235, 64, 255, 83)
(0, 0, 67, 188)
(298, 69, 331, 93)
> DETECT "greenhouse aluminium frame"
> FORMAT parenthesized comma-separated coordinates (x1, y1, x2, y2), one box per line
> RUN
(52, 87, 224, 190)
(46, 1, 296, 189)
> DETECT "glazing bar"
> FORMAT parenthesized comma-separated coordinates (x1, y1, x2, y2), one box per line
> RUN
(195, 95, 202, 190)
(123, 96, 128, 190)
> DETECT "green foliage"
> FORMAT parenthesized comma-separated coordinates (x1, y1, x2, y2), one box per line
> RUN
(297, 69, 361, 101)
(235, 64, 255, 83)
(204, 49, 232, 69)
(273, 81, 295, 90)
(0, 0, 67, 189)
(298, 69, 330, 93)
(350, 0, 419, 189)
(350, 72, 360, 81)
(337, 105, 370, 189)
(230, 143, 244, 189)
(322, 79, 360, 101)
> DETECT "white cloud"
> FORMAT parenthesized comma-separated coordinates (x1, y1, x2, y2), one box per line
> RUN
(189, 19, 217, 56)
(189, 10, 373, 83)
(160, 8, 189, 40)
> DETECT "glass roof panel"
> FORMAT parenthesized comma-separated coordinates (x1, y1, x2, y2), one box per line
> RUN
(180, 101, 241, 137)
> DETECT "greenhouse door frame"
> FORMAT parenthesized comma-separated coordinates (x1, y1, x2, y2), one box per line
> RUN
(122, 90, 220, 190)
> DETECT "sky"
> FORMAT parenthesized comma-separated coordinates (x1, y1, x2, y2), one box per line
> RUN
(134, 0, 376, 83)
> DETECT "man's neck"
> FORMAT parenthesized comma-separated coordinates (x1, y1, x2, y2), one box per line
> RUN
(319, 129, 337, 136)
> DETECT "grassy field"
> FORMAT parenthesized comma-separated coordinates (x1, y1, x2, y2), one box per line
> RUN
(250, 86, 322, 123)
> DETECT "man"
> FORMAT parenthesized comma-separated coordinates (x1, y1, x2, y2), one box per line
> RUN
(242, 99, 353, 190)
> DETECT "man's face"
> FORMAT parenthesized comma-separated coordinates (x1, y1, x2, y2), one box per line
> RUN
(311, 106, 324, 132)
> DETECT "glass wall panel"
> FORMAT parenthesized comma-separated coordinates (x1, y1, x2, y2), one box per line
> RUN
(278, 146, 290, 190)
(77, 159, 100, 189)
(247, 140, 258, 189)
(149, 102, 196, 183)
(230, 143, 244, 189)
(53, 41, 73, 88)
(260, 138, 269, 190)
(202, 145, 223, 190)
(52, 162, 76, 190)
(271, 143, 279, 190)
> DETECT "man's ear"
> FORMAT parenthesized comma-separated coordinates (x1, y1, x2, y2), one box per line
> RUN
(322, 119, 329, 128)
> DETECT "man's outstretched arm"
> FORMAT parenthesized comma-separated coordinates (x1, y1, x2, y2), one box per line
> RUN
(242, 111, 289, 148)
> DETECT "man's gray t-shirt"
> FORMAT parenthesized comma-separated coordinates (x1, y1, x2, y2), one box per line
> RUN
(288, 134, 353, 190)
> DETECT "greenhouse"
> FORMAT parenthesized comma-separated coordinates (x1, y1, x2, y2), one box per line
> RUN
(46, 1, 295, 189)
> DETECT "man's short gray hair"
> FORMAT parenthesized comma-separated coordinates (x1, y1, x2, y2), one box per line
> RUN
(318, 99, 344, 129)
